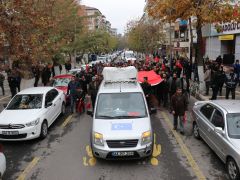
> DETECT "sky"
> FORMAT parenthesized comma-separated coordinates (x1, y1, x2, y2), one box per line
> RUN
(81, 0, 146, 34)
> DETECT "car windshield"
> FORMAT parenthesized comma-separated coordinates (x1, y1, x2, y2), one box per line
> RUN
(7, 94, 43, 110)
(227, 113, 240, 139)
(95, 93, 147, 119)
(125, 53, 134, 58)
(53, 78, 71, 87)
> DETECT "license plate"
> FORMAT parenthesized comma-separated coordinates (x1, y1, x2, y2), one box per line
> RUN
(112, 152, 134, 157)
(2, 131, 19, 135)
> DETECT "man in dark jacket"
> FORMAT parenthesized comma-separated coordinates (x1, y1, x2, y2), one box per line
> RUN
(0, 71, 5, 95)
(141, 77, 152, 109)
(171, 87, 188, 134)
(41, 66, 51, 86)
(32, 64, 40, 87)
(88, 76, 100, 111)
(225, 69, 238, 99)
(157, 73, 169, 107)
(67, 76, 81, 113)
(8, 71, 17, 98)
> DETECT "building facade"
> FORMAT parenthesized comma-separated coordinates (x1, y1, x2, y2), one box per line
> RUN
(202, 22, 240, 63)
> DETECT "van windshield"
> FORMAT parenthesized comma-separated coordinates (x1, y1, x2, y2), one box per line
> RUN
(95, 93, 147, 119)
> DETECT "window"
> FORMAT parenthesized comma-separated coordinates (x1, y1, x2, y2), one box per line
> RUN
(95, 93, 147, 119)
(200, 104, 214, 120)
(51, 89, 59, 99)
(7, 94, 43, 110)
(227, 113, 240, 139)
(45, 92, 53, 106)
(211, 109, 224, 129)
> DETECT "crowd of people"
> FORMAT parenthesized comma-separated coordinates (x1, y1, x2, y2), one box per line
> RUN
(1, 54, 240, 135)
(204, 58, 240, 100)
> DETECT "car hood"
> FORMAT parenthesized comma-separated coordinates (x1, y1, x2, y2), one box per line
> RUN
(93, 117, 151, 140)
(0, 109, 43, 124)
(229, 138, 240, 151)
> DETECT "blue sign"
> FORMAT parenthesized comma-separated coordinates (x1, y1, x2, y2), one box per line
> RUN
(112, 123, 132, 130)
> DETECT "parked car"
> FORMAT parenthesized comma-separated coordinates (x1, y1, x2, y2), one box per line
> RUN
(192, 100, 240, 180)
(52, 74, 74, 103)
(0, 87, 66, 141)
(0, 145, 6, 179)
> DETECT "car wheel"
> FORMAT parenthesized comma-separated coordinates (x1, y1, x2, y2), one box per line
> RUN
(61, 103, 66, 115)
(227, 158, 240, 180)
(40, 121, 48, 139)
(193, 122, 201, 139)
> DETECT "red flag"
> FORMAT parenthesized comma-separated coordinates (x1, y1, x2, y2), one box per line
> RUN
(176, 60, 183, 69)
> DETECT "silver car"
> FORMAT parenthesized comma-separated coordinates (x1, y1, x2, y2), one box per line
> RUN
(192, 100, 240, 180)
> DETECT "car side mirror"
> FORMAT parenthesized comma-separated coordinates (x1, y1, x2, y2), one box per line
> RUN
(87, 110, 93, 117)
(150, 108, 157, 115)
(3, 103, 7, 108)
(45, 102, 53, 108)
(214, 127, 225, 136)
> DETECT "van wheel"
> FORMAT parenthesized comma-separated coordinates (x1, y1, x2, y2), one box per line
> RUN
(227, 158, 240, 180)
(193, 123, 201, 139)
(61, 103, 66, 115)
(40, 121, 48, 139)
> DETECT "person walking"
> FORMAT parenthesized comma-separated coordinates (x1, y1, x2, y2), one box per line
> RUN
(0, 71, 5, 95)
(41, 66, 51, 86)
(88, 76, 100, 111)
(233, 59, 240, 85)
(168, 73, 181, 99)
(225, 69, 238, 99)
(32, 64, 40, 87)
(67, 76, 81, 113)
(15, 69, 21, 92)
(141, 77, 152, 109)
(218, 66, 225, 96)
(210, 66, 221, 100)
(204, 66, 211, 96)
(171, 87, 188, 135)
(8, 71, 18, 98)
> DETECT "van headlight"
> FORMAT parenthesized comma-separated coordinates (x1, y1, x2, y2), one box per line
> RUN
(141, 131, 151, 145)
(94, 132, 104, 146)
(26, 118, 40, 127)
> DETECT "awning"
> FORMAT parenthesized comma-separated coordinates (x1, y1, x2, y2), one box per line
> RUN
(138, 70, 163, 86)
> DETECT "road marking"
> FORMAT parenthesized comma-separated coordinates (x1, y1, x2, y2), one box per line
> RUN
(86, 145, 93, 158)
(61, 115, 73, 128)
(151, 158, 159, 166)
(83, 145, 96, 167)
(17, 157, 40, 180)
(83, 157, 89, 166)
(150, 133, 161, 166)
(161, 112, 206, 180)
(0, 95, 11, 101)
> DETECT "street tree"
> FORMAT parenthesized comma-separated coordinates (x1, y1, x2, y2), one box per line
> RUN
(126, 20, 165, 53)
(147, 0, 237, 66)
(0, 0, 83, 65)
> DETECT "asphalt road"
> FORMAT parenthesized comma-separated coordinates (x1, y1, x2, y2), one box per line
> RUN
(0, 96, 230, 180)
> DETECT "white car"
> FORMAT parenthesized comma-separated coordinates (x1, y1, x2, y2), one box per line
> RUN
(0, 145, 6, 178)
(0, 87, 66, 141)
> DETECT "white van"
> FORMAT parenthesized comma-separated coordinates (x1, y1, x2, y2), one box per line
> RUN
(88, 66, 154, 159)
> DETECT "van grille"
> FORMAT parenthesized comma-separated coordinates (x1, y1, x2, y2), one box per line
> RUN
(107, 139, 138, 148)
(0, 124, 25, 129)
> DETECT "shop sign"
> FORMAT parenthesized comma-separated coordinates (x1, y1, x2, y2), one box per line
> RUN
(218, 35, 234, 40)
(214, 22, 240, 35)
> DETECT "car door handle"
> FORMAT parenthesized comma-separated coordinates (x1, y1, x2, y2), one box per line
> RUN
(54, 104, 56, 106)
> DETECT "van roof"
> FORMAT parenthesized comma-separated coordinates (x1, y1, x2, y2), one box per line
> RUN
(98, 81, 143, 94)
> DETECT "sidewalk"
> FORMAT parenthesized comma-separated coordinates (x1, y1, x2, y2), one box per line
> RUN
(196, 66, 240, 101)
